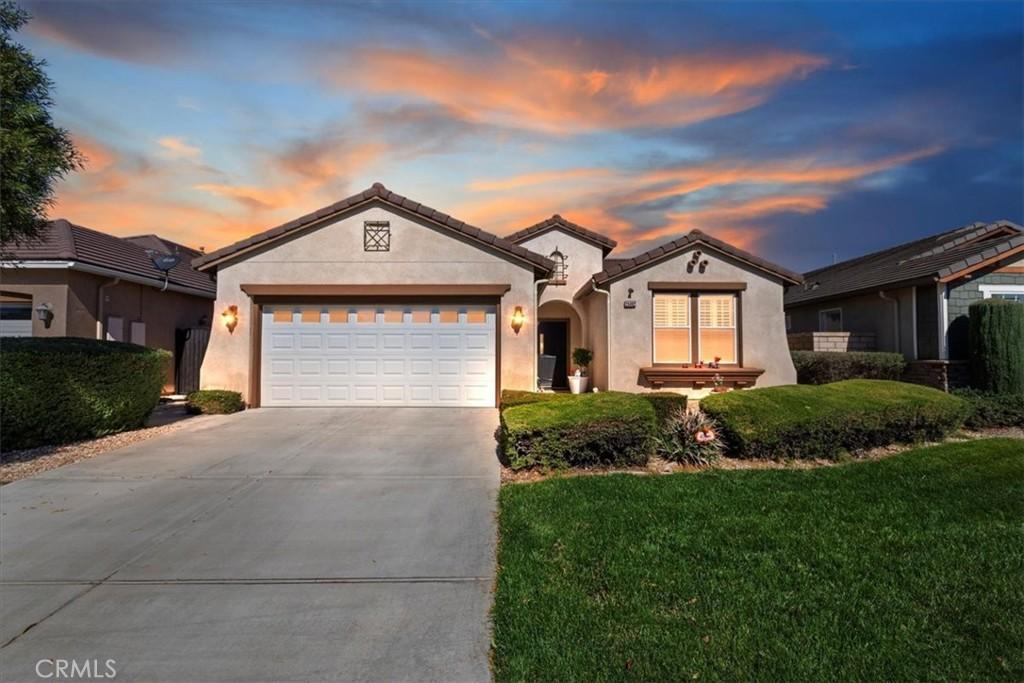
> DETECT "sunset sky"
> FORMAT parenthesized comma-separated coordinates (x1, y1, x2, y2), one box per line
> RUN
(19, 0, 1024, 271)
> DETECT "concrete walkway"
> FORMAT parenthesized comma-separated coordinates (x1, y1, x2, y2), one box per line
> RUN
(0, 408, 500, 682)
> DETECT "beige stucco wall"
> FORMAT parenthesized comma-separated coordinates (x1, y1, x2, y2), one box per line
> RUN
(517, 228, 605, 306)
(0, 268, 71, 337)
(603, 245, 797, 391)
(580, 290, 609, 389)
(200, 203, 539, 401)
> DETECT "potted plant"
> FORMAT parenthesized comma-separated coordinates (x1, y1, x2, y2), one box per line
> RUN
(569, 347, 593, 394)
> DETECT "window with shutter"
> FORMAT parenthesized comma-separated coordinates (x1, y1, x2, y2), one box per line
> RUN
(653, 294, 690, 363)
(698, 295, 736, 363)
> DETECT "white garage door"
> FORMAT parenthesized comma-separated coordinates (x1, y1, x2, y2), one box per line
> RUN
(261, 304, 497, 407)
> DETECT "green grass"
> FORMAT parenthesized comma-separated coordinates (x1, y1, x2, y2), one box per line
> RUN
(493, 439, 1024, 682)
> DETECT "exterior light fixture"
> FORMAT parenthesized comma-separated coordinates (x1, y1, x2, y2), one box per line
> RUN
(510, 306, 525, 334)
(221, 305, 239, 334)
(34, 303, 54, 329)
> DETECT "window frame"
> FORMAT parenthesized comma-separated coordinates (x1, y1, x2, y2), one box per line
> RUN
(818, 307, 843, 332)
(652, 293, 692, 364)
(979, 284, 1024, 301)
(697, 293, 738, 365)
(652, 291, 743, 366)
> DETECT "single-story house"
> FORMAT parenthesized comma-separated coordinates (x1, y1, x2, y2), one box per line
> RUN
(785, 220, 1024, 361)
(1, 220, 216, 393)
(194, 183, 801, 408)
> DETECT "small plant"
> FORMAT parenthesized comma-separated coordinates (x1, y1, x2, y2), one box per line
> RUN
(572, 347, 593, 376)
(657, 407, 723, 466)
(186, 389, 245, 415)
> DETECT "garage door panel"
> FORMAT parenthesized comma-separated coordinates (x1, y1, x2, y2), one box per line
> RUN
(326, 334, 350, 349)
(262, 304, 495, 407)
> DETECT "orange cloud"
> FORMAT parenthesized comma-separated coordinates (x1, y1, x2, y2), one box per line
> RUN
(157, 136, 202, 159)
(626, 145, 945, 205)
(468, 168, 610, 192)
(330, 43, 827, 134)
(74, 134, 116, 172)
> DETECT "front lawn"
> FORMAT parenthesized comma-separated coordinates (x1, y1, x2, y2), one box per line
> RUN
(493, 439, 1024, 681)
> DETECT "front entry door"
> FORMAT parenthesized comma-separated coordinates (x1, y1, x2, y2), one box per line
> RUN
(538, 320, 569, 389)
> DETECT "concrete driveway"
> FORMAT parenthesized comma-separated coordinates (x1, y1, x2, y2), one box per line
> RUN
(0, 408, 500, 682)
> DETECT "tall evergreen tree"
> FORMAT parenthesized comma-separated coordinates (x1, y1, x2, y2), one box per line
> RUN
(0, 1, 81, 246)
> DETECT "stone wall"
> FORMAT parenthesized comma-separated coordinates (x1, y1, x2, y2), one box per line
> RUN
(901, 360, 970, 392)
(787, 331, 877, 352)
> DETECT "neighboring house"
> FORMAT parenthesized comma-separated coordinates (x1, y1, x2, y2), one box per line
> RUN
(785, 221, 1024, 362)
(1, 220, 216, 392)
(194, 183, 801, 408)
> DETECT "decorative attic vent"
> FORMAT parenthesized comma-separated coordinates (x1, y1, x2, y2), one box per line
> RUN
(364, 221, 390, 252)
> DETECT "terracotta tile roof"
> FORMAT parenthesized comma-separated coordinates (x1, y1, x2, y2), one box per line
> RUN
(506, 214, 617, 254)
(193, 182, 555, 273)
(586, 229, 803, 290)
(3, 220, 215, 296)
(785, 220, 1024, 306)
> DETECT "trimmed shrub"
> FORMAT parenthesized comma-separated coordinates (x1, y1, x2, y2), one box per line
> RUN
(791, 350, 906, 385)
(969, 299, 1024, 394)
(701, 379, 969, 460)
(500, 392, 657, 469)
(186, 389, 244, 415)
(657, 407, 723, 466)
(0, 337, 170, 450)
(953, 388, 1024, 429)
(641, 392, 689, 436)
(499, 390, 568, 410)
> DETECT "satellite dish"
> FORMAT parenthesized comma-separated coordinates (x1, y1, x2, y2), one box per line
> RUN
(151, 254, 181, 272)
(148, 251, 182, 291)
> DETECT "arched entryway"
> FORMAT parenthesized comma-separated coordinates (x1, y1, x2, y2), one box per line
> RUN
(538, 299, 585, 389)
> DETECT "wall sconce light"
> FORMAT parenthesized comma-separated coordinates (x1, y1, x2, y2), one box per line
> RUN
(221, 305, 239, 334)
(34, 303, 54, 329)
(510, 306, 525, 334)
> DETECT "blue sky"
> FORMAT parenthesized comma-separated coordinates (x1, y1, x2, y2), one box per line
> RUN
(19, 0, 1024, 271)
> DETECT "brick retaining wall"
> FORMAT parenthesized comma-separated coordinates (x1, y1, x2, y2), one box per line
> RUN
(787, 332, 877, 352)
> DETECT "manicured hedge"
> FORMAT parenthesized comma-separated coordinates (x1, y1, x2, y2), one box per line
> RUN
(701, 379, 969, 460)
(953, 389, 1024, 429)
(641, 392, 689, 436)
(969, 300, 1024, 394)
(499, 390, 567, 409)
(0, 337, 170, 450)
(791, 350, 906, 385)
(186, 389, 244, 415)
(500, 392, 657, 469)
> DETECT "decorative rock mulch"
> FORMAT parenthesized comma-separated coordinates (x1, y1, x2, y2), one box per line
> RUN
(0, 418, 209, 485)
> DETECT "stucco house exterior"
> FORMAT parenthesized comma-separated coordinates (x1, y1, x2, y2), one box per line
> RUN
(1, 220, 215, 393)
(194, 183, 802, 407)
(785, 221, 1024, 362)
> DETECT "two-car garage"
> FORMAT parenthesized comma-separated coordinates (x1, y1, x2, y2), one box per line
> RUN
(260, 304, 497, 407)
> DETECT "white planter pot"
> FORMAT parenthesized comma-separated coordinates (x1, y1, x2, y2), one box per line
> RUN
(568, 376, 589, 394)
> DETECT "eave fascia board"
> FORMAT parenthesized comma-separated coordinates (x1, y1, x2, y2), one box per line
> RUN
(2, 259, 216, 299)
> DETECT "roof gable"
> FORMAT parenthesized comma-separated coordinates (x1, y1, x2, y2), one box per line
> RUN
(506, 215, 617, 255)
(193, 183, 554, 273)
(586, 229, 802, 291)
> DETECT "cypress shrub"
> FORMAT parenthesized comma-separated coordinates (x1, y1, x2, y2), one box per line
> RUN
(1, 338, 170, 450)
(969, 300, 1024, 394)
